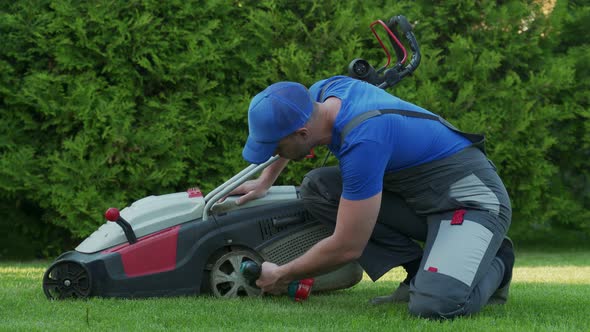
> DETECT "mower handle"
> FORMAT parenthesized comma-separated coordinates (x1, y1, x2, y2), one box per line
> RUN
(202, 155, 280, 221)
(348, 15, 421, 90)
(380, 15, 421, 89)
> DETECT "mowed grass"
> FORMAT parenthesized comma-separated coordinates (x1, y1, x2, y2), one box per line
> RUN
(1, 248, 589, 332)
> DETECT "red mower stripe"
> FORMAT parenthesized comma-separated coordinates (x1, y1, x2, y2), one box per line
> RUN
(103, 226, 180, 277)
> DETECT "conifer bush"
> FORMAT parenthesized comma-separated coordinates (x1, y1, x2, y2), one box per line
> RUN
(0, 0, 587, 257)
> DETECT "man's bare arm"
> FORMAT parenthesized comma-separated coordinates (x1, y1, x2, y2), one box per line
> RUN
(256, 192, 382, 292)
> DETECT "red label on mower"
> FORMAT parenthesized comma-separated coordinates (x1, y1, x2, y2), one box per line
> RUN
(187, 187, 203, 198)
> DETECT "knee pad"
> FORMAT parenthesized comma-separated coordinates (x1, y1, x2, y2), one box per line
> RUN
(408, 270, 471, 319)
(408, 291, 466, 319)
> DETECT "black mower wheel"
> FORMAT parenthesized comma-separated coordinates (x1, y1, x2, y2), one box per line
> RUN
(208, 249, 263, 298)
(42, 260, 92, 300)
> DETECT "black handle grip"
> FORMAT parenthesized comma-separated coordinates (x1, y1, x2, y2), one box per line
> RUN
(390, 15, 412, 34)
(379, 15, 421, 89)
(386, 15, 413, 65)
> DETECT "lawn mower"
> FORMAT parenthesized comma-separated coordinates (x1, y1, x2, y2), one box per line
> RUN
(42, 15, 421, 300)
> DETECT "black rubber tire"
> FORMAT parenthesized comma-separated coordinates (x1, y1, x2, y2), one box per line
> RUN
(206, 248, 263, 298)
(43, 260, 92, 300)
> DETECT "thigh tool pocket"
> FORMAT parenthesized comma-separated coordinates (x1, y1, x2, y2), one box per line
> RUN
(423, 216, 493, 287)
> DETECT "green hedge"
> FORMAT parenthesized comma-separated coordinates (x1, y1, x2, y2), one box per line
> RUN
(1, 0, 588, 258)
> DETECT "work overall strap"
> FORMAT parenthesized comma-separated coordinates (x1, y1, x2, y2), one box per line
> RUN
(340, 109, 486, 154)
(318, 78, 343, 102)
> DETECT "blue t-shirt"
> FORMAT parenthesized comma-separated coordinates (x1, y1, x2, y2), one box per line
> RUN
(308, 76, 471, 201)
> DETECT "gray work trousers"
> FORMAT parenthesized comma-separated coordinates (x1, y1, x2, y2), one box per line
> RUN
(299, 146, 512, 319)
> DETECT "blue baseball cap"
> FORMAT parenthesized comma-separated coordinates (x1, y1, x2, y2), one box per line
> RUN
(242, 82, 314, 164)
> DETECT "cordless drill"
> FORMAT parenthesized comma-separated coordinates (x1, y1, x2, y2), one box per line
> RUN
(240, 261, 314, 302)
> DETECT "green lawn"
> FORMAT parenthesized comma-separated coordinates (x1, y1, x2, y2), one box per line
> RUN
(1, 249, 589, 332)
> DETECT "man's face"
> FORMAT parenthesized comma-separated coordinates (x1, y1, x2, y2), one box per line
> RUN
(275, 131, 310, 161)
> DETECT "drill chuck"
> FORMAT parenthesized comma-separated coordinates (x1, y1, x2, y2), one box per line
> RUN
(240, 261, 314, 302)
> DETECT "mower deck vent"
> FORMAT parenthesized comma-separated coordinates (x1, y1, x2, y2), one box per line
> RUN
(260, 224, 332, 265)
(259, 210, 310, 240)
(259, 218, 286, 240)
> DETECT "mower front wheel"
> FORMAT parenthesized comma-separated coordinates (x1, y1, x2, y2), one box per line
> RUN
(206, 248, 263, 298)
(42, 260, 92, 300)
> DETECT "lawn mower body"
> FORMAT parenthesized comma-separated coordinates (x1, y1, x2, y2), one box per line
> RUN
(44, 182, 363, 299)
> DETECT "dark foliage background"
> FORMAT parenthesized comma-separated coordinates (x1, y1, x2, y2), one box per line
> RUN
(1, 0, 588, 258)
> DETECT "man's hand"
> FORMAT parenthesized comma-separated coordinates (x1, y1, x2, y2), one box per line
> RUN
(255, 262, 290, 295)
(264, 193, 382, 282)
(226, 179, 270, 206)
(225, 157, 290, 206)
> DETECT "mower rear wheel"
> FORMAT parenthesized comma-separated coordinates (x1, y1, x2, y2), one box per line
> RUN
(42, 260, 92, 300)
(208, 249, 263, 298)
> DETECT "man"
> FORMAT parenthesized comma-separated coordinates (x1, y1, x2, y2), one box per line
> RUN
(231, 76, 514, 319)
